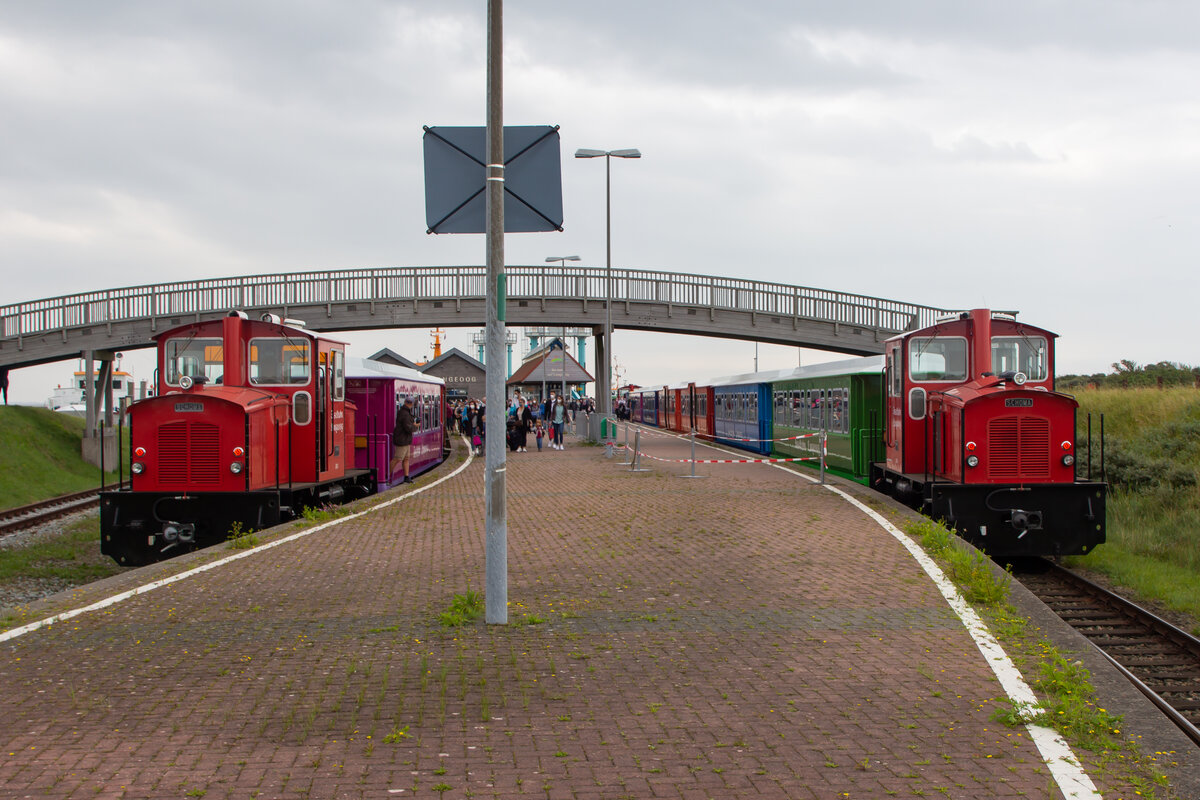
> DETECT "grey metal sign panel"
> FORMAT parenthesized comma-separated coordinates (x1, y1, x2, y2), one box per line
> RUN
(423, 125, 563, 234)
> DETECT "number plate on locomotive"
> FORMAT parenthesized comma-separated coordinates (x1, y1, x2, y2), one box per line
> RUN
(174, 402, 204, 412)
(1004, 398, 1034, 407)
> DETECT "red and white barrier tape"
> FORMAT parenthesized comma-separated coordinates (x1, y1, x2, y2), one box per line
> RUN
(705, 431, 823, 444)
(626, 423, 824, 445)
(627, 448, 821, 465)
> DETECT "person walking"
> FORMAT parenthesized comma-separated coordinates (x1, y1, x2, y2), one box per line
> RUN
(391, 396, 417, 484)
(463, 401, 481, 455)
(551, 396, 567, 450)
(514, 396, 534, 452)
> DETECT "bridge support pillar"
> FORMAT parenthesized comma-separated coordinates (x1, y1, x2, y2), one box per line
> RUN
(81, 349, 119, 438)
(593, 326, 607, 414)
(81, 427, 119, 472)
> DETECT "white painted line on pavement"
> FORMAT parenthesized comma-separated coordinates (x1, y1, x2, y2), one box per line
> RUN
(628, 423, 1100, 799)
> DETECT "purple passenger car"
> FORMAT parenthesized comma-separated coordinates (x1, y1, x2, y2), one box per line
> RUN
(345, 358, 447, 491)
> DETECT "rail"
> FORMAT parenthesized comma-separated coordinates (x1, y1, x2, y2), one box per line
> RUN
(1, 265, 951, 344)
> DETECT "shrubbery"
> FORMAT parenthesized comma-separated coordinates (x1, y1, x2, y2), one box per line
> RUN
(1060, 359, 1199, 390)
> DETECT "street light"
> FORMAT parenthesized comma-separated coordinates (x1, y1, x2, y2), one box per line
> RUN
(575, 147, 641, 418)
(546, 256, 581, 403)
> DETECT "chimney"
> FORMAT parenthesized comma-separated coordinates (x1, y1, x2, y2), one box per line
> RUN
(971, 308, 992, 381)
(223, 311, 247, 386)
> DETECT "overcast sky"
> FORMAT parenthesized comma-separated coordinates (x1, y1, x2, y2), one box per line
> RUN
(4, 1, 1198, 405)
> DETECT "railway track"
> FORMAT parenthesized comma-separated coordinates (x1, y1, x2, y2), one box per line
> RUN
(0, 485, 123, 537)
(1017, 559, 1200, 747)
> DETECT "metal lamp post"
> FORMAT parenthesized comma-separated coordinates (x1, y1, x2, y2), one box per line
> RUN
(546, 255, 580, 402)
(574, 148, 640, 418)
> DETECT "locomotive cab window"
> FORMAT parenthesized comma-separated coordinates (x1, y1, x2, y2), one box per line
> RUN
(165, 337, 224, 386)
(908, 387, 927, 420)
(909, 337, 968, 382)
(292, 391, 312, 425)
(250, 338, 312, 386)
(991, 336, 1048, 381)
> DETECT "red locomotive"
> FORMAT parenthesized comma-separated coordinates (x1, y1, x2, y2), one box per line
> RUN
(871, 308, 1105, 556)
(100, 312, 378, 565)
(634, 307, 1105, 558)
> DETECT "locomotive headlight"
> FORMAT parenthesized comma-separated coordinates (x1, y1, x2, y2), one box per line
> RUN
(233, 446, 245, 457)
(1013, 372, 1028, 385)
(966, 455, 980, 468)
(1061, 440, 1073, 451)
(131, 461, 145, 474)
(230, 462, 244, 474)
(179, 375, 194, 390)
(134, 446, 147, 458)
(1062, 454, 1076, 466)
(965, 441, 977, 452)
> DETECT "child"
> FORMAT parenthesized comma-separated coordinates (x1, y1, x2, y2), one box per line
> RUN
(534, 421, 545, 452)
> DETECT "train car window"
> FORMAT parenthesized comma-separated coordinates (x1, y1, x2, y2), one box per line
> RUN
(332, 350, 345, 400)
(909, 337, 968, 382)
(293, 391, 312, 425)
(164, 337, 223, 385)
(991, 336, 1048, 381)
(250, 338, 312, 386)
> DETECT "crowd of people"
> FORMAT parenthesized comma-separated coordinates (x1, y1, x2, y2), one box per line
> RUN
(442, 393, 597, 455)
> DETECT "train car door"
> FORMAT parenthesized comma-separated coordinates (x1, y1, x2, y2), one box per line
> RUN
(317, 362, 329, 474)
(884, 341, 904, 473)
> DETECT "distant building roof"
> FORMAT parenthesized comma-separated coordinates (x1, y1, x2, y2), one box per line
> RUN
(367, 348, 419, 370)
(521, 337, 572, 364)
(507, 345, 593, 386)
(420, 347, 485, 372)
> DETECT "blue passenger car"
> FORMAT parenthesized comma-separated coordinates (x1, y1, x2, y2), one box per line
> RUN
(712, 379, 772, 455)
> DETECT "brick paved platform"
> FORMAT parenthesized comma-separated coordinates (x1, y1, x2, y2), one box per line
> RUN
(0, 425, 1192, 798)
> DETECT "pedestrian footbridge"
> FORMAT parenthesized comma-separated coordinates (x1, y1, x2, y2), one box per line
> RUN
(1, 265, 955, 372)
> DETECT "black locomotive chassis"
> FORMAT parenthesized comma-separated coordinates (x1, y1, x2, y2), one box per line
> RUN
(99, 470, 375, 566)
(929, 480, 1107, 558)
(870, 465, 1106, 558)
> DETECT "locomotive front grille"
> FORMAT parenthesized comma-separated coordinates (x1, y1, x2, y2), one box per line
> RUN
(157, 421, 221, 485)
(987, 416, 1051, 480)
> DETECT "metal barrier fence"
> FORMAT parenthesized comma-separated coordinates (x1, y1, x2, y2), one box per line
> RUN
(2, 265, 951, 342)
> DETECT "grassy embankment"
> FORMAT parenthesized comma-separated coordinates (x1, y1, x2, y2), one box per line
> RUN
(0, 405, 125, 507)
(0, 406, 128, 592)
(1069, 386, 1200, 630)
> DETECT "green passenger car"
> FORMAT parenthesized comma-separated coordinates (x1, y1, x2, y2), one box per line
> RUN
(768, 356, 885, 483)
